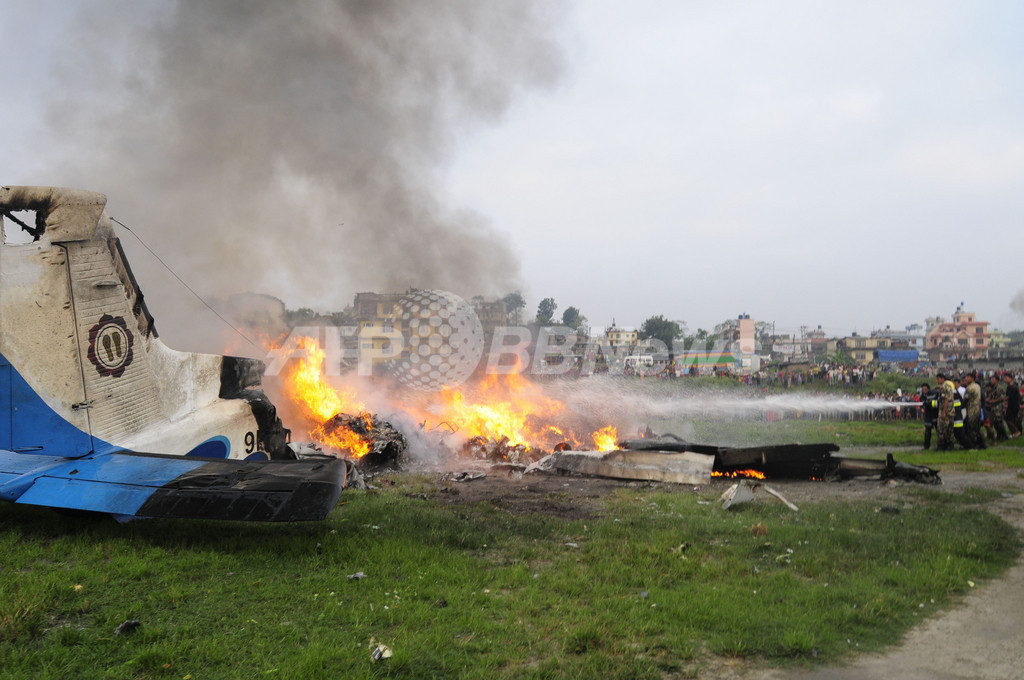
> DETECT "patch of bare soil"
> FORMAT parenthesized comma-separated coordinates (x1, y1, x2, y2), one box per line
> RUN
(429, 472, 641, 519)
(392, 466, 1024, 680)
(416, 466, 1020, 518)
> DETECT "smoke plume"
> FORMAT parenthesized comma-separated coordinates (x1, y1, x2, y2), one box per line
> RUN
(1011, 290, 1024, 318)
(40, 1, 567, 330)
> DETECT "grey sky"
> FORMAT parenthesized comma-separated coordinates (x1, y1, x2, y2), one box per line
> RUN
(3, 0, 1022, 345)
(447, 1, 1024, 336)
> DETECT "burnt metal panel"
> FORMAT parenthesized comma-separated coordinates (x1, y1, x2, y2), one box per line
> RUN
(715, 443, 840, 478)
(136, 455, 347, 521)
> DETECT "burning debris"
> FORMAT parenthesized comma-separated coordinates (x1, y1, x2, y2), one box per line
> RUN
(276, 336, 618, 469)
(460, 435, 539, 466)
(317, 412, 408, 468)
(432, 371, 620, 453)
(272, 338, 940, 488)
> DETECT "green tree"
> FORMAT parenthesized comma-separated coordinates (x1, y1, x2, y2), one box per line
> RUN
(561, 305, 586, 330)
(755, 321, 773, 347)
(713, 318, 739, 338)
(502, 291, 526, 325)
(285, 307, 318, 326)
(694, 328, 712, 351)
(639, 315, 685, 376)
(639, 315, 684, 345)
(536, 297, 558, 325)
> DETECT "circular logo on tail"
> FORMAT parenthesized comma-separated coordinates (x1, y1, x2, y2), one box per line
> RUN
(87, 315, 134, 377)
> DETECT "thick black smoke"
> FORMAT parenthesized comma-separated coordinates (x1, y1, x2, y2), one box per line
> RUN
(42, 1, 567, 326)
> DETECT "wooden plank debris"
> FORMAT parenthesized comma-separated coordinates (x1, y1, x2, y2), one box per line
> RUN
(551, 449, 714, 485)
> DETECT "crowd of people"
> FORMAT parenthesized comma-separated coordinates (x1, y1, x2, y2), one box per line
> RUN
(627, 361, 901, 388)
(920, 371, 1023, 450)
(617, 359, 1024, 434)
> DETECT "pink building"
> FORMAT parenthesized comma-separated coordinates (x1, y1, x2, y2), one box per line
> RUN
(925, 306, 990, 362)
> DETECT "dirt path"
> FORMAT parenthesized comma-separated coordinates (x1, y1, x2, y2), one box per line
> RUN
(756, 485, 1024, 680)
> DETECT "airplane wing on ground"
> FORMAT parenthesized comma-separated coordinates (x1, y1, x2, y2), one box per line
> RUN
(0, 450, 347, 522)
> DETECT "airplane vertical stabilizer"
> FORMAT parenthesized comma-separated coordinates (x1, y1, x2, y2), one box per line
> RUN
(0, 186, 288, 461)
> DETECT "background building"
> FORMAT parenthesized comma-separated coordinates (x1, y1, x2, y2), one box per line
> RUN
(925, 305, 990, 363)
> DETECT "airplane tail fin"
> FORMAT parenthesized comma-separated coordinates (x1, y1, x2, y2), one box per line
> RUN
(1, 186, 287, 461)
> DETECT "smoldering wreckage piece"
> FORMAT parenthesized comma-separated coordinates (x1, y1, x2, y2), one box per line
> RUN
(460, 436, 940, 488)
(461, 435, 534, 465)
(611, 438, 939, 485)
(317, 412, 408, 468)
(346, 421, 940, 489)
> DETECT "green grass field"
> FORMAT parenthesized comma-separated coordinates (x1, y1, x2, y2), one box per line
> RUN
(1, 455, 1019, 679)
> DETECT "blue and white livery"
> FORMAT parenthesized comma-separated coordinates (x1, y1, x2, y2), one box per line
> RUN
(0, 186, 345, 521)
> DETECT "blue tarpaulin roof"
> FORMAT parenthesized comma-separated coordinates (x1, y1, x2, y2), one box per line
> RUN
(875, 350, 919, 363)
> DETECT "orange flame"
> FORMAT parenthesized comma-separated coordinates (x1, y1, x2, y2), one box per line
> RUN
(277, 339, 620, 457)
(428, 370, 615, 451)
(592, 426, 618, 452)
(285, 338, 371, 458)
(435, 371, 566, 448)
(712, 469, 768, 480)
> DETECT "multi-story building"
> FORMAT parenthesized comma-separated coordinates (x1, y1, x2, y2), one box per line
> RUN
(838, 334, 892, 365)
(352, 292, 403, 320)
(806, 326, 829, 361)
(604, 322, 638, 351)
(872, 324, 925, 351)
(351, 292, 405, 366)
(924, 305, 990, 363)
(733, 313, 759, 372)
(471, 299, 508, 335)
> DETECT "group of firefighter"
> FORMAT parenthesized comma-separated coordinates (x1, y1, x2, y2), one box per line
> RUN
(921, 372, 1022, 450)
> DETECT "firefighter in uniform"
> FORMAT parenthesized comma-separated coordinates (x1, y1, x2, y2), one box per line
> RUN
(935, 373, 957, 451)
(920, 383, 938, 450)
(1004, 374, 1021, 437)
(952, 384, 968, 449)
(963, 372, 985, 449)
(987, 375, 1009, 442)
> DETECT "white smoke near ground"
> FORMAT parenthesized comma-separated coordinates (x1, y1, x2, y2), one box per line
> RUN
(298, 371, 899, 464)
(543, 376, 901, 446)
(35, 0, 568, 349)
(546, 376, 898, 419)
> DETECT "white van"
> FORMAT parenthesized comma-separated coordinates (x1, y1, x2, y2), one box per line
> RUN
(623, 355, 654, 369)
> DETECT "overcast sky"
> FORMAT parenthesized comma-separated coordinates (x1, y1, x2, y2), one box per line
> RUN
(3, 0, 1023, 342)
(446, 1, 1024, 336)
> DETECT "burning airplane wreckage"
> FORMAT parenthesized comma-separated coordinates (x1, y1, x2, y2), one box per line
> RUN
(0, 186, 937, 525)
(276, 337, 941, 489)
(303, 410, 941, 489)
